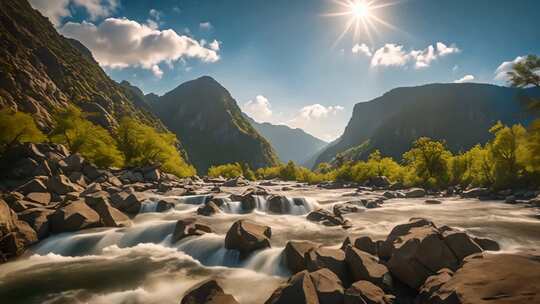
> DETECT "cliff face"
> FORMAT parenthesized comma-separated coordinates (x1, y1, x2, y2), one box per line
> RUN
(314, 83, 535, 166)
(151, 76, 280, 173)
(0, 0, 163, 131)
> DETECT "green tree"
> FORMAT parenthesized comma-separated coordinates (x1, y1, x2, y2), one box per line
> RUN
(487, 122, 528, 188)
(50, 106, 123, 168)
(241, 163, 256, 181)
(207, 163, 243, 179)
(0, 109, 45, 153)
(507, 55, 540, 88)
(117, 118, 195, 177)
(403, 137, 452, 188)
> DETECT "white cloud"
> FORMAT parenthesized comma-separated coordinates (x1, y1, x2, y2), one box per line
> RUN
(494, 56, 525, 82)
(352, 43, 372, 57)
(436, 42, 460, 56)
(287, 104, 346, 141)
(454, 74, 475, 83)
(60, 18, 220, 77)
(149, 9, 162, 21)
(296, 104, 344, 120)
(242, 95, 273, 123)
(371, 44, 409, 67)
(29, 0, 118, 26)
(208, 40, 220, 51)
(199, 22, 213, 30)
(73, 0, 118, 20)
(369, 42, 460, 69)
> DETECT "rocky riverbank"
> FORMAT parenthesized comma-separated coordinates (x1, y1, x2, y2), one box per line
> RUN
(1, 143, 539, 303)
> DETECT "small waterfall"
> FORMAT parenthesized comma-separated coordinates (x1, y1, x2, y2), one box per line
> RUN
(180, 195, 213, 205)
(243, 247, 289, 277)
(139, 199, 159, 213)
(222, 195, 318, 215)
(285, 197, 318, 215)
(176, 234, 241, 267)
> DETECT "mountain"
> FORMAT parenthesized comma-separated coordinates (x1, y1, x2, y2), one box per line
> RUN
(151, 76, 279, 173)
(0, 0, 163, 131)
(244, 116, 327, 165)
(314, 83, 537, 166)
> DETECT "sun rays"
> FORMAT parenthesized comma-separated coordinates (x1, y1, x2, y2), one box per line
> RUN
(324, 0, 402, 47)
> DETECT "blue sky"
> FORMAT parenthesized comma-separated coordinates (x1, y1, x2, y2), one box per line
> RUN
(30, 0, 540, 141)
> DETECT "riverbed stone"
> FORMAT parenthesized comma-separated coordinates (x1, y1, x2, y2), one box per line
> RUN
(342, 236, 378, 256)
(49, 201, 101, 233)
(345, 246, 392, 291)
(110, 190, 145, 214)
(283, 240, 321, 274)
(224, 220, 271, 259)
(16, 178, 48, 194)
(47, 174, 83, 195)
(25, 192, 51, 205)
(404, 188, 426, 198)
(265, 270, 320, 304)
(417, 253, 540, 304)
(472, 237, 500, 251)
(89, 199, 130, 227)
(197, 201, 221, 216)
(306, 247, 350, 286)
(0, 199, 38, 262)
(181, 280, 239, 304)
(344, 281, 394, 304)
(17, 208, 55, 239)
(172, 218, 212, 242)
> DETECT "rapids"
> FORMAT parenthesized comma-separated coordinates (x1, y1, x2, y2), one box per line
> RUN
(0, 184, 539, 303)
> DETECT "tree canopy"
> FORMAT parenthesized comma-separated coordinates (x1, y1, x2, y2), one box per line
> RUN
(0, 109, 45, 153)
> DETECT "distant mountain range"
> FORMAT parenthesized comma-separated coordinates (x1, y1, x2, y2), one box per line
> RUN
(314, 83, 537, 167)
(244, 116, 327, 165)
(148, 76, 280, 174)
(0, 0, 163, 132)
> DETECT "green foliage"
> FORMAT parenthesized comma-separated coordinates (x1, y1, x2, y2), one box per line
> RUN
(50, 106, 123, 168)
(403, 137, 452, 188)
(208, 163, 244, 179)
(0, 109, 45, 153)
(507, 55, 540, 88)
(117, 118, 195, 177)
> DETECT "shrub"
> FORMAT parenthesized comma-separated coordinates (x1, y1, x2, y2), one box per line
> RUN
(0, 109, 45, 153)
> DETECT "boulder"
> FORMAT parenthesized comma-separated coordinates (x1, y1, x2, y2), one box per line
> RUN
(306, 247, 350, 285)
(156, 199, 175, 212)
(333, 203, 364, 216)
(425, 199, 442, 205)
(309, 268, 345, 304)
(344, 281, 395, 304)
(442, 231, 483, 261)
(283, 240, 321, 274)
(80, 183, 102, 196)
(88, 199, 130, 227)
(68, 171, 87, 187)
(345, 246, 392, 291)
(47, 175, 83, 195)
(7, 200, 44, 213)
(416, 269, 453, 304)
(472, 237, 500, 251)
(224, 220, 271, 258)
(17, 208, 55, 239)
(265, 270, 320, 304)
(83, 163, 104, 181)
(49, 201, 101, 233)
(223, 177, 249, 187)
(342, 236, 378, 256)
(25, 192, 51, 205)
(404, 188, 426, 198)
(181, 280, 239, 304)
(0, 199, 38, 262)
(16, 178, 48, 194)
(307, 209, 350, 228)
(267, 195, 290, 214)
(172, 218, 212, 242)
(461, 187, 489, 198)
(143, 168, 161, 182)
(418, 253, 540, 304)
(59, 154, 85, 173)
(110, 190, 145, 214)
(197, 201, 221, 216)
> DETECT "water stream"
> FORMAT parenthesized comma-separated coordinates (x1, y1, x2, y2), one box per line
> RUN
(0, 187, 539, 303)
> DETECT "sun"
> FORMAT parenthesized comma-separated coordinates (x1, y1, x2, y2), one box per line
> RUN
(351, 2, 371, 18)
(324, 0, 402, 46)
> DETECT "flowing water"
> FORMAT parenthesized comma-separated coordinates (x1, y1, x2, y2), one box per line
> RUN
(1, 184, 539, 303)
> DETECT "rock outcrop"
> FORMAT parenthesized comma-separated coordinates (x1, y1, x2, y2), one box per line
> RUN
(224, 220, 272, 258)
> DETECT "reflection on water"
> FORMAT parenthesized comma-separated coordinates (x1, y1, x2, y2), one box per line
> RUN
(0, 187, 538, 303)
